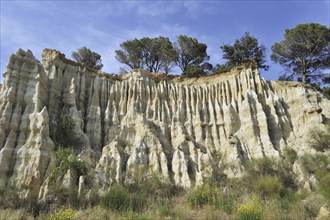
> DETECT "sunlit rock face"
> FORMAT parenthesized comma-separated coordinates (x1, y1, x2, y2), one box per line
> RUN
(0, 49, 329, 197)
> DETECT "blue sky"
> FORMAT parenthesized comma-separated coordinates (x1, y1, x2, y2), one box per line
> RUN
(1, 0, 329, 83)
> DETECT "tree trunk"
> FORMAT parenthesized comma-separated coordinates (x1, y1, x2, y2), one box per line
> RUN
(302, 73, 307, 84)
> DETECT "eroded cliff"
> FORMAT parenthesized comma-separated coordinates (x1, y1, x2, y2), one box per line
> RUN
(0, 49, 329, 200)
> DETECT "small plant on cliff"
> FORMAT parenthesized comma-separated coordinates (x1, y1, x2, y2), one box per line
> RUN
(308, 123, 330, 152)
(54, 113, 76, 148)
(49, 147, 87, 184)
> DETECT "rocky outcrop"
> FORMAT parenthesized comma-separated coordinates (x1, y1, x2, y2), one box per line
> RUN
(0, 49, 329, 198)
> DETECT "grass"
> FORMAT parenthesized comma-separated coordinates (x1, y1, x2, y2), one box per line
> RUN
(1, 143, 329, 219)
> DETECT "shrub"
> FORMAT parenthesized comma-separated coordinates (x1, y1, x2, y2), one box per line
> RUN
(282, 147, 297, 164)
(309, 123, 330, 152)
(48, 208, 75, 220)
(101, 185, 130, 212)
(277, 188, 298, 209)
(0, 185, 21, 209)
(127, 174, 182, 199)
(55, 113, 75, 147)
(253, 175, 283, 198)
(187, 184, 218, 207)
(236, 199, 263, 220)
(319, 173, 330, 205)
(50, 147, 87, 184)
(215, 190, 238, 213)
(300, 153, 329, 175)
(245, 157, 277, 176)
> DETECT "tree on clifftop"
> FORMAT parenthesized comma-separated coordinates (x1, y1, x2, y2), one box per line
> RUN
(141, 37, 177, 73)
(115, 39, 145, 70)
(271, 23, 330, 84)
(220, 32, 269, 71)
(72, 47, 103, 70)
(174, 35, 212, 76)
(115, 37, 177, 73)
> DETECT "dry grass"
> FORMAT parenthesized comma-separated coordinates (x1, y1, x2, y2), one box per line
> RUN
(0, 209, 35, 220)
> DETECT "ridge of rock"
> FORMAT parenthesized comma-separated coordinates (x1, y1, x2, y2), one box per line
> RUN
(0, 48, 329, 198)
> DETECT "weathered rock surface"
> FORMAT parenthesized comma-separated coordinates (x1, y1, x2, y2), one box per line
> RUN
(0, 49, 329, 198)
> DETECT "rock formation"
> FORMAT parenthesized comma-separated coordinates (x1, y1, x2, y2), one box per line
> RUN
(0, 49, 329, 199)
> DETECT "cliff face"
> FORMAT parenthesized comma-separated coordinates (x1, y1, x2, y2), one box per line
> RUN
(0, 49, 329, 198)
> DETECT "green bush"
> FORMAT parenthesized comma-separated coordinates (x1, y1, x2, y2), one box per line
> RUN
(245, 157, 277, 176)
(282, 147, 297, 164)
(101, 185, 131, 212)
(215, 190, 238, 213)
(300, 153, 330, 176)
(253, 175, 283, 198)
(236, 199, 263, 220)
(50, 148, 87, 184)
(277, 188, 298, 210)
(319, 173, 330, 205)
(187, 184, 218, 207)
(48, 208, 75, 220)
(0, 185, 21, 209)
(55, 113, 76, 147)
(127, 175, 182, 199)
(309, 123, 330, 152)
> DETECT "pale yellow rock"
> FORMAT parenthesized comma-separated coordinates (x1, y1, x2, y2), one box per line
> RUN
(316, 206, 330, 220)
(0, 49, 329, 197)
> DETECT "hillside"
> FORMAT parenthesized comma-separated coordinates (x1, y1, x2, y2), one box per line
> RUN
(0, 49, 329, 219)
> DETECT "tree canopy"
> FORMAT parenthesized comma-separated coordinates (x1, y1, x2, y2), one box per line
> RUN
(115, 37, 177, 73)
(271, 23, 330, 84)
(115, 39, 144, 70)
(141, 37, 177, 73)
(220, 32, 268, 71)
(72, 47, 103, 70)
(174, 35, 211, 74)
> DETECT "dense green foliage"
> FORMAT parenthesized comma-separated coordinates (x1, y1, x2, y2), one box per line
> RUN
(309, 123, 330, 151)
(101, 185, 131, 212)
(213, 63, 232, 74)
(54, 113, 76, 148)
(187, 184, 218, 207)
(72, 47, 103, 70)
(182, 65, 208, 77)
(68, 23, 329, 84)
(115, 39, 144, 70)
(271, 23, 330, 83)
(174, 35, 212, 75)
(253, 175, 283, 198)
(141, 37, 177, 73)
(220, 32, 269, 71)
(115, 35, 211, 76)
(50, 148, 87, 183)
(48, 208, 75, 220)
(236, 199, 263, 220)
(115, 37, 177, 73)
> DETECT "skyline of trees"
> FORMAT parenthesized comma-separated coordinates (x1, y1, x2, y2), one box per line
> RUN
(71, 23, 329, 85)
